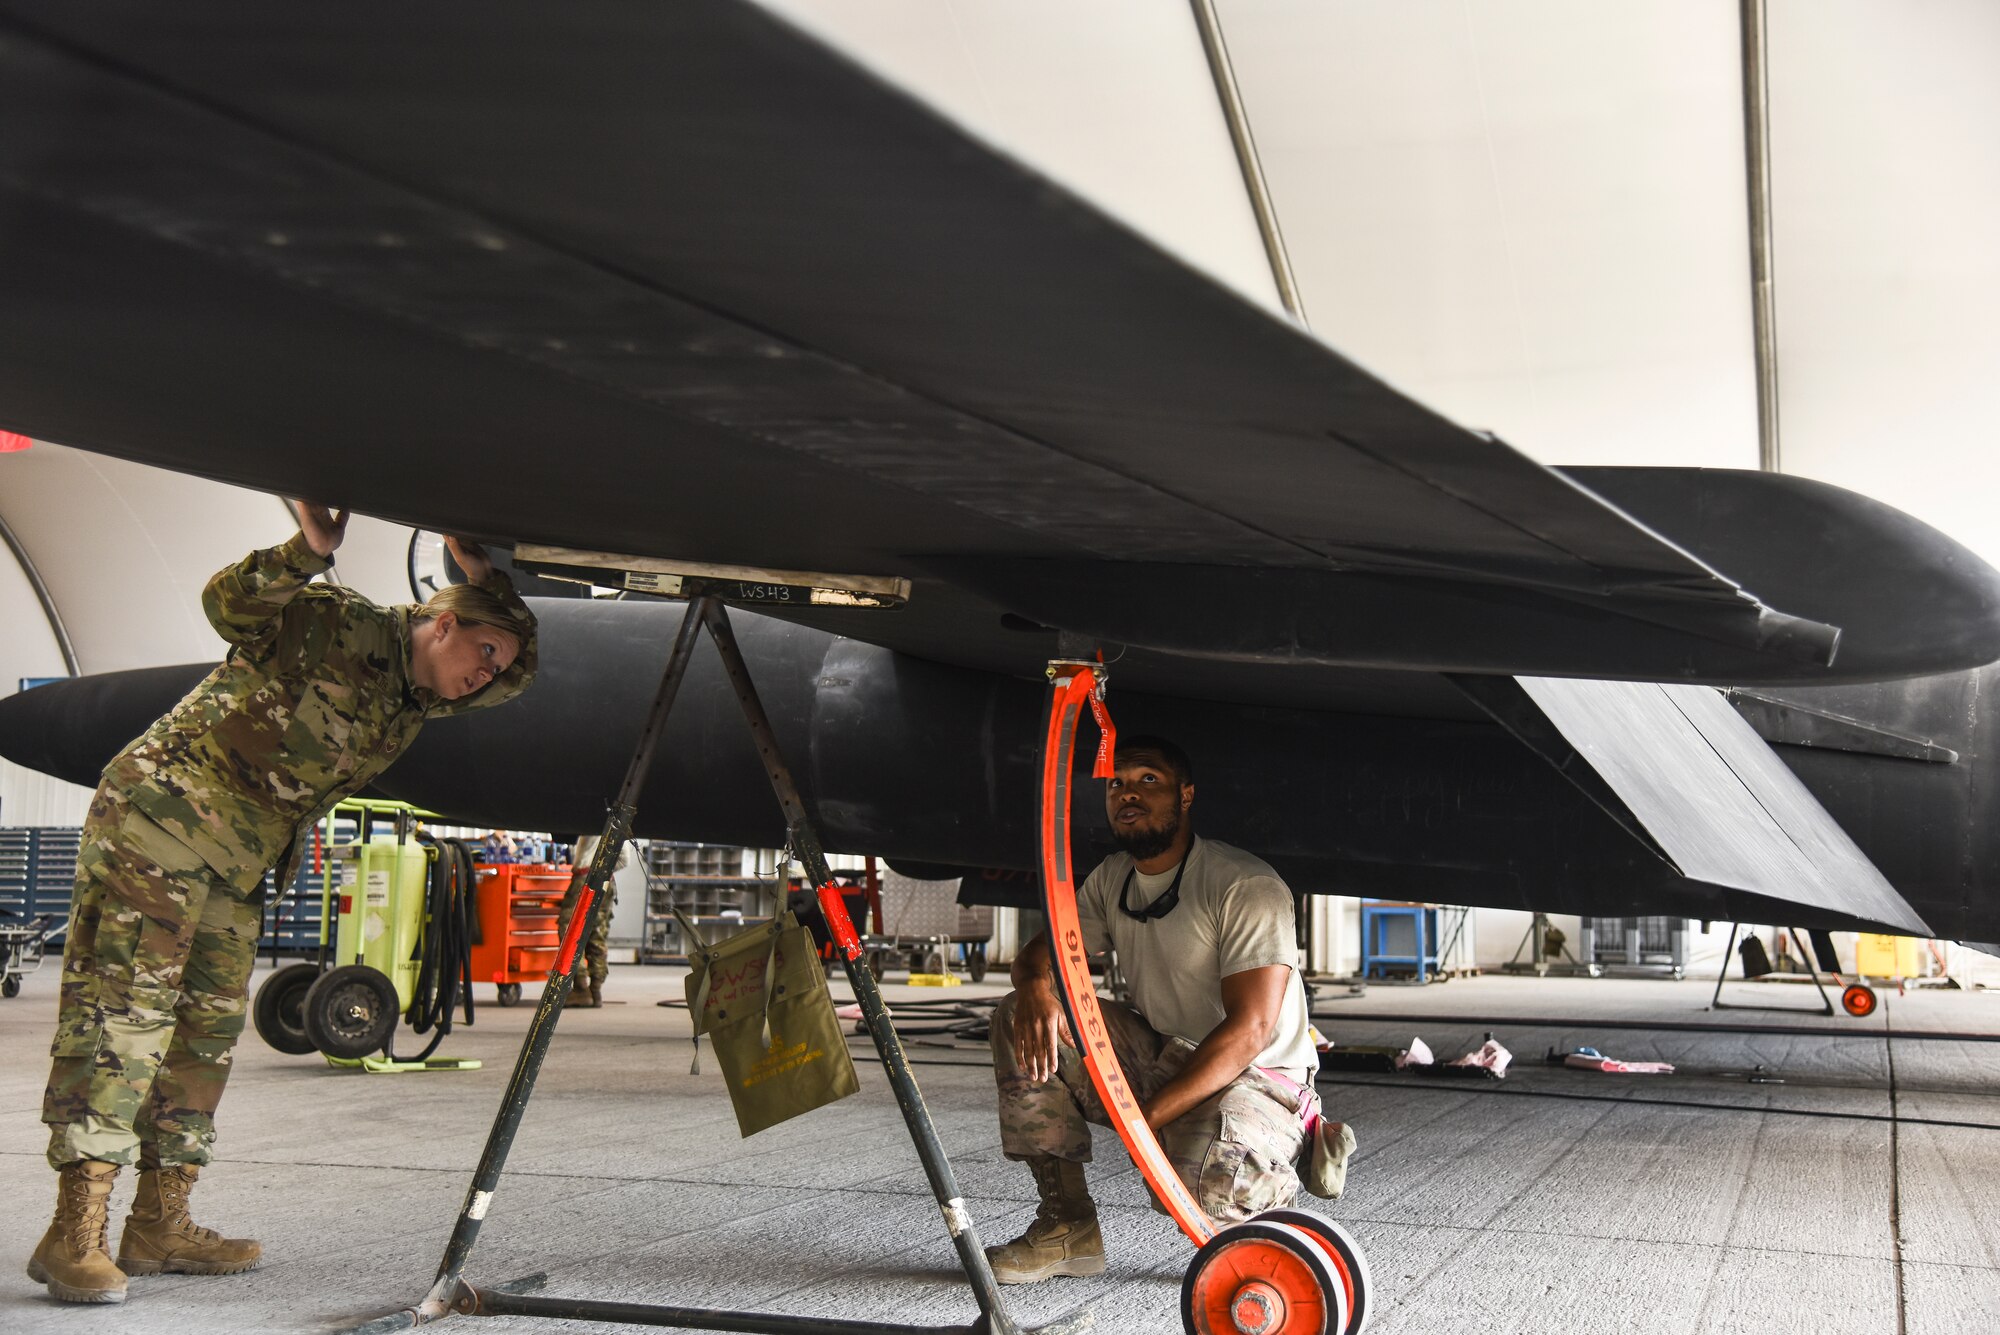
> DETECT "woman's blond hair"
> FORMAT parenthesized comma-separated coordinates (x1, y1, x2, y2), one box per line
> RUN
(416, 583, 535, 653)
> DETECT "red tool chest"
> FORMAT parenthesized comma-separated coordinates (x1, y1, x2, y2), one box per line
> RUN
(469, 863, 573, 1001)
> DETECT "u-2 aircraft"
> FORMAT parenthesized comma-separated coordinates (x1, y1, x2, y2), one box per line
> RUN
(2, 3, 1998, 947)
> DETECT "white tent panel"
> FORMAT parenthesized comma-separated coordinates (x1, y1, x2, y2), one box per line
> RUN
(0, 442, 419, 676)
(0, 518, 90, 827)
(751, 0, 1285, 314)
(1220, 0, 1759, 468)
(0, 442, 295, 674)
(0, 513, 68, 691)
(1770, 0, 2000, 566)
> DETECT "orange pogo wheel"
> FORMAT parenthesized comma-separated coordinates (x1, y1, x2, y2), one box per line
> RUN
(1254, 1209, 1372, 1334)
(1843, 983, 1878, 1018)
(1182, 1220, 1348, 1335)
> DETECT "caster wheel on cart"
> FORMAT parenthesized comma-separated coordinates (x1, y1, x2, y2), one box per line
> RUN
(1252, 1210, 1371, 1334)
(1181, 1218, 1352, 1335)
(1, 973, 20, 999)
(496, 982, 522, 1007)
(253, 962, 323, 1054)
(302, 964, 399, 1059)
(1843, 983, 1878, 1018)
(968, 943, 989, 984)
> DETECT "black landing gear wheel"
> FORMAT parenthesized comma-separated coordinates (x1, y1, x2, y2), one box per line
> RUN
(302, 963, 400, 1059)
(496, 982, 522, 1007)
(1182, 1215, 1361, 1335)
(253, 962, 323, 1054)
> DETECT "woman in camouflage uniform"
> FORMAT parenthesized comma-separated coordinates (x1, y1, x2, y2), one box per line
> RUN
(29, 503, 538, 1305)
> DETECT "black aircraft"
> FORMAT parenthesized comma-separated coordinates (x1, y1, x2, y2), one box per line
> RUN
(2, 4, 1997, 943)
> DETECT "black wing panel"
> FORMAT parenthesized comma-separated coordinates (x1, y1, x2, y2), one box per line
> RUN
(1459, 675, 1929, 935)
(0, 4, 1995, 687)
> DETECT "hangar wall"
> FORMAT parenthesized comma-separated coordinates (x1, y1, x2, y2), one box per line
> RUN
(1768, 0, 2000, 568)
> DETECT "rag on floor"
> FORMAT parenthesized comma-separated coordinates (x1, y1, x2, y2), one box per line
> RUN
(1563, 1046, 1674, 1075)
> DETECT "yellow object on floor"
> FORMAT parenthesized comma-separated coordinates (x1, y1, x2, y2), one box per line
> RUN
(909, 973, 961, 987)
(1855, 933, 1919, 978)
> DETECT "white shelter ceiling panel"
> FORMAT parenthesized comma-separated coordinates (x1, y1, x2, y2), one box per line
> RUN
(751, 0, 1284, 314)
(1219, 0, 1758, 468)
(0, 530, 89, 828)
(0, 522, 67, 690)
(1770, 0, 2000, 566)
(0, 441, 297, 673)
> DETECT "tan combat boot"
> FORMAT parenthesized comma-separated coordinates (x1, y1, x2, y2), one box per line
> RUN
(565, 982, 598, 1009)
(984, 1157, 1105, 1284)
(589, 978, 604, 1007)
(118, 1158, 262, 1276)
(26, 1160, 127, 1303)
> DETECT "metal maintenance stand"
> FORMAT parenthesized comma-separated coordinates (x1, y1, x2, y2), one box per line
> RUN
(1501, 912, 1596, 978)
(1707, 923, 1838, 1017)
(346, 572, 1085, 1335)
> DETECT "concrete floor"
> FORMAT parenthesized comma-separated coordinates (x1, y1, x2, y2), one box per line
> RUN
(2, 965, 1998, 1334)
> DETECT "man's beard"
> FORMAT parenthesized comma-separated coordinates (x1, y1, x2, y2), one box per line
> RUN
(1112, 807, 1185, 863)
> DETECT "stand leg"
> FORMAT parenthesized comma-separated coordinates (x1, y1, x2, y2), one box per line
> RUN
(1787, 927, 1838, 1016)
(1710, 924, 1836, 1016)
(1708, 923, 1742, 1010)
(406, 597, 713, 1323)
(698, 601, 1020, 1335)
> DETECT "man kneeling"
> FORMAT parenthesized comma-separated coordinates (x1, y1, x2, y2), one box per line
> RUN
(987, 735, 1350, 1283)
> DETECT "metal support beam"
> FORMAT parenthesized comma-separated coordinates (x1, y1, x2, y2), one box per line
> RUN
(1740, 0, 1782, 473)
(1188, 0, 1309, 326)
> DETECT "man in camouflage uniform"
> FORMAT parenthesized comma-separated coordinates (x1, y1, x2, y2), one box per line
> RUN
(556, 833, 627, 1008)
(986, 736, 1351, 1284)
(30, 503, 537, 1305)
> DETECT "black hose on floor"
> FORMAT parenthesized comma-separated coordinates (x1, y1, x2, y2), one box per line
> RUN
(392, 836, 478, 1063)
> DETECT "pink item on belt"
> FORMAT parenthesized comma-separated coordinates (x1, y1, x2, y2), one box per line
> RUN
(1256, 1064, 1323, 1136)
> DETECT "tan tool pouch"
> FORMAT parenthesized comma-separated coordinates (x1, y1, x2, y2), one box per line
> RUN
(679, 909, 860, 1137)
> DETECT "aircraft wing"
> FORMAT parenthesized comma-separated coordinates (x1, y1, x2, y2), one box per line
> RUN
(2, 2, 1997, 695)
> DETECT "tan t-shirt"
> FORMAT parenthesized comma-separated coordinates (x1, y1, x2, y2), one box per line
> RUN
(1076, 836, 1317, 1081)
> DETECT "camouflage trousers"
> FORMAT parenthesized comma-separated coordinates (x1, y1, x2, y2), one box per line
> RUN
(556, 870, 613, 988)
(43, 784, 262, 1170)
(990, 992, 1309, 1223)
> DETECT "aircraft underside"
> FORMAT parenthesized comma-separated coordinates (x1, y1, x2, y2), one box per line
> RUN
(0, 4, 1995, 942)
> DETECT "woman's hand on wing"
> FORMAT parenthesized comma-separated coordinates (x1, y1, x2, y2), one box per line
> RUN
(295, 501, 349, 558)
(444, 534, 494, 584)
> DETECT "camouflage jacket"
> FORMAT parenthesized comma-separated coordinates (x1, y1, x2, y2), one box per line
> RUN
(103, 532, 538, 894)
